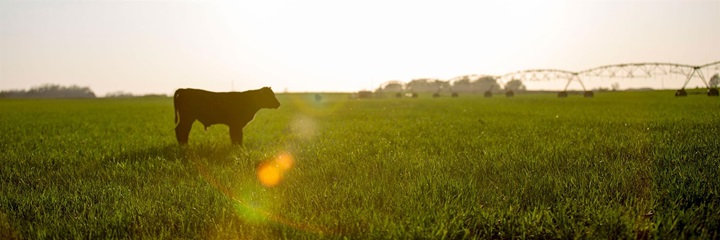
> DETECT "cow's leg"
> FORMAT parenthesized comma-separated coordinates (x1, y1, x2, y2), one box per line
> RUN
(175, 120, 193, 145)
(229, 125, 244, 145)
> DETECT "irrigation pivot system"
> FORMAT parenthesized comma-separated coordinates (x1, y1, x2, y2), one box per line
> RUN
(498, 61, 720, 97)
(371, 61, 719, 98)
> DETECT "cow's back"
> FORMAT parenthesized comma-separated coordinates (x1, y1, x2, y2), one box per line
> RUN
(174, 88, 265, 126)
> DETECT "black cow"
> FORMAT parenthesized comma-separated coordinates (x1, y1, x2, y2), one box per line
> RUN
(173, 87, 280, 145)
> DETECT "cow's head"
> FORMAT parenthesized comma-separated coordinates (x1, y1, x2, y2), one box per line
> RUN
(257, 87, 281, 109)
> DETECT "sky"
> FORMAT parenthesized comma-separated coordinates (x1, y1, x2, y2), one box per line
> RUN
(1, 0, 718, 96)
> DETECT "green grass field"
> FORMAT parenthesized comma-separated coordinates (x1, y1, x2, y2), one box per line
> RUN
(1, 91, 719, 239)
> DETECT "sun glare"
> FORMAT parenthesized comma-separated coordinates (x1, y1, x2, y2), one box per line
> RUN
(276, 152, 294, 170)
(257, 152, 295, 187)
(289, 94, 346, 116)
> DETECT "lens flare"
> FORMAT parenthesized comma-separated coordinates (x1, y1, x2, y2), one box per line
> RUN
(290, 115, 318, 140)
(193, 152, 334, 237)
(257, 163, 282, 187)
(257, 152, 294, 187)
(289, 93, 346, 117)
(276, 152, 294, 170)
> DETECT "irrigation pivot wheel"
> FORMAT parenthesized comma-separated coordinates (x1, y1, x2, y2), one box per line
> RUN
(675, 89, 687, 97)
(708, 88, 719, 97)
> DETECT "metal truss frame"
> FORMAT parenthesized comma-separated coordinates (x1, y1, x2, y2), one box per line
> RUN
(499, 61, 720, 92)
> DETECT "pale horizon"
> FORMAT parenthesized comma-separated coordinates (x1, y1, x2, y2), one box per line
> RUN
(1, 0, 719, 96)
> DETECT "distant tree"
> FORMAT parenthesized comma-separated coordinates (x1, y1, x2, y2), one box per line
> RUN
(383, 81, 404, 92)
(611, 82, 620, 91)
(105, 91, 134, 98)
(710, 74, 719, 88)
(407, 78, 442, 93)
(451, 76, 475, 93)
(504, 79, 526, 92)
(142, 93, 168, 98)
(472, 76, 501, 93)
(435, 80, 451, 93)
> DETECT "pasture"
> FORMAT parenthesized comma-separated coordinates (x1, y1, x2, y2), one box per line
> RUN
(1, 91, 719, 239)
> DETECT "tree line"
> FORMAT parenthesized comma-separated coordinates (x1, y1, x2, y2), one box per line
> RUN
(376, 76, 526, 94)
(1, 84, 170, 98)
(1, 84, 96, 98)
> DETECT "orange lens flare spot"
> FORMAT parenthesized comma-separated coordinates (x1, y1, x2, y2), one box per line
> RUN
(276, 153, 294, 170)
(257, 163, 282, 187)
(257, 152, 295, 187)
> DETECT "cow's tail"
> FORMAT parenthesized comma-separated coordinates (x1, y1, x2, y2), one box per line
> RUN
(173, 89, 181, 129)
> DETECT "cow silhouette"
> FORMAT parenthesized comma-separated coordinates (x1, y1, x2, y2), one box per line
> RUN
(173, 87, 280, 145)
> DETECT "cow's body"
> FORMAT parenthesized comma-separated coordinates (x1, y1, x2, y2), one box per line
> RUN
(174, 87, 280, 145)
